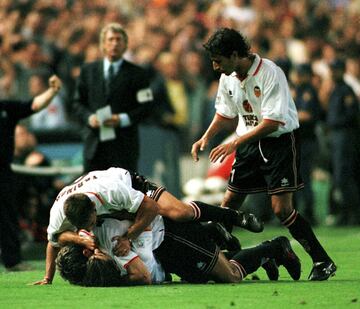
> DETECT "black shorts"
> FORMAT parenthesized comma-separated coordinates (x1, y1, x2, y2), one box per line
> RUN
(228, 130, 304, 195)
(153, 218, 220, 283)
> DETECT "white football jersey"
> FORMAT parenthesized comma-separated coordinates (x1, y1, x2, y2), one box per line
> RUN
(215, 54, 299, 137)
(93, 218, 166, 283)
(47, 167, 144, 246)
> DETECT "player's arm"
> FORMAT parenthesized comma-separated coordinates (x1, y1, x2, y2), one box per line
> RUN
(31, 75, 61, 112)
(113, 196, 158, 256)
(191, 113, 238, 161)
(121, 257, 152, 286)
(57, 230, 97, 249)
(127, 195, 158, 240)
(32, 242, 59, 285)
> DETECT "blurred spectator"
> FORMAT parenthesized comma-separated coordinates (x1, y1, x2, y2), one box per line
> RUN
(14, 40, 53, 100)
(137, 50, 183, 197)
(291, 64, 323, 225)
(344, 56, 360, 100)
(326, 59, 360, 225)
(181, 50, 209, 146)
(0, 57, 17, 99)
(13, 125, 55, 243)
(268, 39, 292, 79)
(155, 52, 189, 148)
(28, 73, 70, 131)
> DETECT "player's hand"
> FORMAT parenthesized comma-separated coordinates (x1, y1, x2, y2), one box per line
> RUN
(112, 236, 131, 256)
(79, 236, 96, 251)
(103, 114, 120, 128)
(191, 138, 209, 162)
(49, 75, 62, 93)
(209, 141, 237, 163)
(88, 114, 100, 128)
(31, 277, 52, 285)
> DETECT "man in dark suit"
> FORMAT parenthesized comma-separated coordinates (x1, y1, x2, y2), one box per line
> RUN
(73, 23, 154, 173)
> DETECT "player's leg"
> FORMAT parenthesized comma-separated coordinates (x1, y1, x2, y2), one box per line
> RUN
(222, 190, 247, 210)
(210, 236, 301, 282)
(202, 222, 241, 252)
(156, 190, 263, 232)
(265, 131, 336, 281)
(273, 192, 336, 280)
(209, 252, 243, 283)
(220, 146, 267, 232)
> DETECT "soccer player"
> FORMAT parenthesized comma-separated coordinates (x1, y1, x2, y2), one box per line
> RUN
(34, 167, 262, 285)
(191, 28, 336, 280)
(56, 216, 301, 286)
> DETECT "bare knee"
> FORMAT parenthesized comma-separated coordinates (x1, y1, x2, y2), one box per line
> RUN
(271, 193, 294, 220)
(210, 253, 243, 283)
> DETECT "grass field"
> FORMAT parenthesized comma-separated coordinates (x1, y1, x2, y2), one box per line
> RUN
(0, 226, 359, 309)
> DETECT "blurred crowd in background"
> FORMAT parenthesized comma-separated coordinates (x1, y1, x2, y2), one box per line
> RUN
(1, 0, 360, 244)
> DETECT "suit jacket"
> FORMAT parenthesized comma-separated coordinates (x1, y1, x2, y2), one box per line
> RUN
(73, 59, 153, 171)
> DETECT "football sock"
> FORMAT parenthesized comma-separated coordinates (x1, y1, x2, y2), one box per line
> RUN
(282, 210, 331, 262)
(189, 201, 238, 226)
(230, 242, 276, 276)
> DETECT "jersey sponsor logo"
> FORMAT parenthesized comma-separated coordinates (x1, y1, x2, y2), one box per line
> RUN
(242, 114, 259, 126)
(134, 239, 144, 247)
(242, 100, 253, 113)
(254, 86, 261, 97)
(228, 90, 233, 96)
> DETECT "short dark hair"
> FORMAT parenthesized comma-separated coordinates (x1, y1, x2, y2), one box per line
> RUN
(203, 28, 251, 58)
(56, 244, 88, 285)
(64, 193, 94, 229)
(83, 257, 124, 287)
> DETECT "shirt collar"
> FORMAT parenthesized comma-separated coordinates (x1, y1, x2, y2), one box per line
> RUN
(247, 53, 262, 76)
(104, 58, 124, 75)
(230, 53, 262, 80)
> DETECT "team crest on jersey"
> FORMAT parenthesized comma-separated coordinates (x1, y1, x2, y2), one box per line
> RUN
(242, 100, 253, 113)
(254, 86, 261, 97)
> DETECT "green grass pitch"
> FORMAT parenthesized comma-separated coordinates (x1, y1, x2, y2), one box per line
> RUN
(0, 226, 359, 309)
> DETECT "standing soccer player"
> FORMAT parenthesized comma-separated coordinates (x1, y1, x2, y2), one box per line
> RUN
(191, 28, 336, 281)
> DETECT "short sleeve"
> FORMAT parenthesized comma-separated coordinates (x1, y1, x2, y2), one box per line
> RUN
(47, 204, 76, 246)
(214, 75, 238, 119)
(261, 67, 288, 124)
(107, 181, 144, 213)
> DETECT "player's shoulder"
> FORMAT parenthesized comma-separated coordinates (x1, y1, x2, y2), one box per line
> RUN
(258, 58, 286, 83)
(259, 58, 279, 76)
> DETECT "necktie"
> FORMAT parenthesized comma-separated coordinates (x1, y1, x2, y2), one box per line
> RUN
(106, 64, 114, 94)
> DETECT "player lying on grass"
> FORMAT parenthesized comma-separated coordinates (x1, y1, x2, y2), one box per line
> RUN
(34, 167, 263, 285)
(56, 215, 301, 286)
